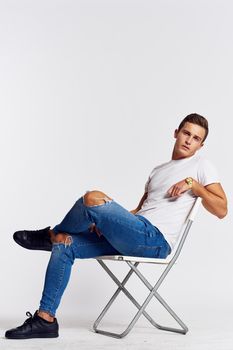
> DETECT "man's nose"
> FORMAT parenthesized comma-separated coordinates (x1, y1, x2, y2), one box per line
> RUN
(185, 137, 192, 145)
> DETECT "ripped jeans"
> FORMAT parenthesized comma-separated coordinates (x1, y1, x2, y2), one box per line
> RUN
(39, 195, 171, 316)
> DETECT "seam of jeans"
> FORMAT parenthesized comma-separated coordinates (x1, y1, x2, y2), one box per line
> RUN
(137, 245, 162, 249)
(73, 240, 110, 248)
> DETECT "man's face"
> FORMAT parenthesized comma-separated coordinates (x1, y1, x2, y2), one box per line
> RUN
(173, 122, 206, 159)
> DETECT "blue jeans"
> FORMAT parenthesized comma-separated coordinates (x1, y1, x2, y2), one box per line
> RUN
(39, 196, 171, 316)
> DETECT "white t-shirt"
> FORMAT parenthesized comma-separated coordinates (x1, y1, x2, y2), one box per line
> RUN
(136, 154, 219, 250)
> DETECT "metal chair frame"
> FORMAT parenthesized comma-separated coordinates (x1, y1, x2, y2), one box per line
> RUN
(93, 197, 202, 339)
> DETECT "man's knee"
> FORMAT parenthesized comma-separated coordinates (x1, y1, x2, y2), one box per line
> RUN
(83, 190, 112, 207)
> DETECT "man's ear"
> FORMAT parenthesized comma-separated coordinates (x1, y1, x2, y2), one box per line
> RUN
(196, 142, 204, 151)
(174, 129, 178, 139)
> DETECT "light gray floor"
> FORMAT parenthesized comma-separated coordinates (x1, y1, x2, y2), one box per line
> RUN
(1, 312, 232, 350)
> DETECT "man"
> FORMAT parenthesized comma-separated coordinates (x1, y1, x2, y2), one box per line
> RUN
(5, 113, 227, 339)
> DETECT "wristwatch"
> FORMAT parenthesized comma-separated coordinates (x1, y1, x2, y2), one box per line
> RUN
(185, 177, 193, 188)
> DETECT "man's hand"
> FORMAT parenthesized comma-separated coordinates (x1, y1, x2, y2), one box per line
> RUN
(130, 209, 138, 215)
(129, 192, 148, 215)
(167, 179, 190, 197)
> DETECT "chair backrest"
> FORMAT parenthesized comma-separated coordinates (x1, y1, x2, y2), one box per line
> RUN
(169, 197, 202, 264)
(187, 196, 202, 222)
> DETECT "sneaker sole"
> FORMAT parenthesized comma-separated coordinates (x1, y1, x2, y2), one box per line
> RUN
(5, 333, 59, 339)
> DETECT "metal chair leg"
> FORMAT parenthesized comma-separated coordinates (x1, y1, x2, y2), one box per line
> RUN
(127, 261, 188, 334)
(93, 260, 188, 338)
(93, 261, 163, 338)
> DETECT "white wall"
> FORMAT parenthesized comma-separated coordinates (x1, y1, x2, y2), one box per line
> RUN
(0, 0, 232, 326)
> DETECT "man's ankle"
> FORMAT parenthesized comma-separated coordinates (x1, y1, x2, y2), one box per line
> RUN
(49, 229, 56, 243)
(37, 310, 54, 323)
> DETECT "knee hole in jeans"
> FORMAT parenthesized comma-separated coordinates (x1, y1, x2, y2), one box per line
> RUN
(53, 234, 73, 247)
(83, 190, 112, 207)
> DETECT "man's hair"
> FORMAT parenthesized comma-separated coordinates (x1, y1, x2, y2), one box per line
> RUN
(178, 113, 209, 142)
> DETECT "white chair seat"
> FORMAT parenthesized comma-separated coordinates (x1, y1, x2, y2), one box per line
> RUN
(96, 254, 171, 264)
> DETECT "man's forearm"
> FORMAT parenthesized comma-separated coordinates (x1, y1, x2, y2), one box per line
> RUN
(191, 180, 227, 219)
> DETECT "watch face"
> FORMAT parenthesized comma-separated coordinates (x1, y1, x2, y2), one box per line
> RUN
(186, 178, 193, 186)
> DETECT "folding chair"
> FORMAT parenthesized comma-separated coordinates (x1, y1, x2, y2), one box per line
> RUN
(93, 197, 202, 339)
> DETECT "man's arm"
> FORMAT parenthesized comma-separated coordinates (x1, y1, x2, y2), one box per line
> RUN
(167, 180, 228, 219)
(130, 192, 148, 215)
(191, 181, 227, 219)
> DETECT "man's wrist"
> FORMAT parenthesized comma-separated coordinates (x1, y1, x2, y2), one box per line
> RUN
(185, 177, 193, 188)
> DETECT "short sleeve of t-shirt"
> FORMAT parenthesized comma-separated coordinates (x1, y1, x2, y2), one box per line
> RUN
(197, 158, 220, 186)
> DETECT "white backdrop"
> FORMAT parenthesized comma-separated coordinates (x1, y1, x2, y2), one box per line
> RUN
(0, 0, 232, 329)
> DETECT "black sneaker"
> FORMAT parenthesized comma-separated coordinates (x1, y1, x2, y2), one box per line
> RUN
(13, 227, 52, 252)
(5, 311, 59, 339)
